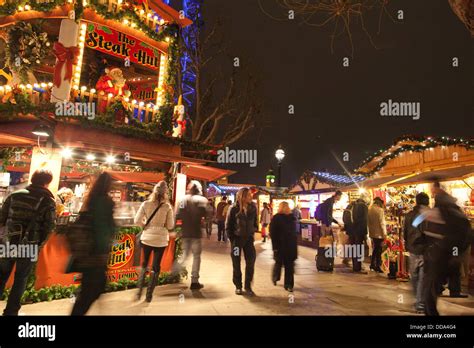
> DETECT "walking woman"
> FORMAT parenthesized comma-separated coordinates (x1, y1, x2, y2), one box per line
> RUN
(260, 202, 271, 243)
(225, 188, 258, 296)
(71, 172, 115, 315)
(270, 202, 298, 292)
(134, 181, 174, 302)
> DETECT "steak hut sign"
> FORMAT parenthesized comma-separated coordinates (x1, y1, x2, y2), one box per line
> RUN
(85, 23, 161, 70)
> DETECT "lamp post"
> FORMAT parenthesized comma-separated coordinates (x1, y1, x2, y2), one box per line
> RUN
(275, 146, 285, 187)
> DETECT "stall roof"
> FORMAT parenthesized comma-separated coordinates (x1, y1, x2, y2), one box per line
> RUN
(181, 164, 235, 182)
(289, 170, 365, 194)
(343, 174, 409, 191)
(209, 183, 256, 194)
(390, 165, 474, 186)
(107, 171, 165, 183)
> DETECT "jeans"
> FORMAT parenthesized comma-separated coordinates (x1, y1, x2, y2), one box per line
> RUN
(0, 258, 35, 316)
(273, 258, 294, 290)
(409, 253, 424, 311)
(423, 242, 449, 316)
(176, 238, 202, 284)
(141, 243, 166, 274)
(205, 221, 213, 238)
(370, 238, 384, 270)
(71, 266, 107, 316)
(217, 221, 226, 241)
(231, 236, 256, 289)
(350, 235, 365, 272)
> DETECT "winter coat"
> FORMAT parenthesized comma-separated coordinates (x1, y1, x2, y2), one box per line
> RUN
(0, 184, 56, 246)
(320, 197, 338, 227)
(270, 213, 298, 262)
(225, 203, 258, 243)
(176, 194, 211, 238)
(216, 201, 227, 222)
(403, 205, 427, 255)
(135, 200, 174, 247)
(260, 207, 271, 225)
(88, 195, 116, 255)
(368, 204, 387, 239)
(293, 208, 302, 233)
(351, 199, 368, 240)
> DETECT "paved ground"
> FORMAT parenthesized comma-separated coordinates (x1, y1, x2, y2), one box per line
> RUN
(2, 232, 474, 316)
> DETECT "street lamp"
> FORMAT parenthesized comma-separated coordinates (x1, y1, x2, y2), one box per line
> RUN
(275, 146, 285, 187)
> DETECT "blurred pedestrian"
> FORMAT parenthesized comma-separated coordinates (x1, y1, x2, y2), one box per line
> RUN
(368, 197, 387, 273)
(260, 202, 271, 243)
(404, 192, 429, 313)
(226, 188, 258, 296)
(0, 170, 56, 316)
(216, 196, 228, 242)
(71, 172, 115, 315)
(174, 181, 211, 290)
(271, 202, 297, 292)
(419, 182, 471, 315)
(134, 181, 174, 302)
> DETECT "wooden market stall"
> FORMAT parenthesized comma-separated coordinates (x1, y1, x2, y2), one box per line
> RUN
(350, 135, 474, 286)
(289, 171, 365, 248)
(0, 0, 233, 294)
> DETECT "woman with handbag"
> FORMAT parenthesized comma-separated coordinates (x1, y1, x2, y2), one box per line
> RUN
(134, 181, 174, 302)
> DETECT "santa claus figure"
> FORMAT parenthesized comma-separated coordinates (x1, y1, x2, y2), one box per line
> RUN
(96, 67, 130, 114)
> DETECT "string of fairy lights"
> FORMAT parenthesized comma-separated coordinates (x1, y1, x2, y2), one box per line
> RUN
(355, 136, 474, 176)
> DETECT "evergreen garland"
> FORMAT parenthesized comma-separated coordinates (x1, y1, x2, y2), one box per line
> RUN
(6, 22, 51, 83)
(355, 135, 474, 176)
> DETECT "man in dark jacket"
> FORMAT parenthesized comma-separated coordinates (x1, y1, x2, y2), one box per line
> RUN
(319, 191, 342, 236)
(350, 195, 369, 274)
(403, 192, 429, 313)
(0, 170, 56, 315)
(215, 196, 228, 242)
(175, 181, 211, 290)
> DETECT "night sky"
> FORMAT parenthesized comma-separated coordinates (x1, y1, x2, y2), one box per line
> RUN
(176, 0, 473, 186)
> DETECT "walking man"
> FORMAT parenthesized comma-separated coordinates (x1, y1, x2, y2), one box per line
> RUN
(174, 181, 211, 290)
(216, 196, 228, 242)
(0, 170, 56, 316)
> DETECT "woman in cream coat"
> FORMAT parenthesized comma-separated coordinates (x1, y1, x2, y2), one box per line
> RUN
(134, 181, 174, 302)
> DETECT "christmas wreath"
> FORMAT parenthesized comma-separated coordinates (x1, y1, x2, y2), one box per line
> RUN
(6, 22, 51, 83)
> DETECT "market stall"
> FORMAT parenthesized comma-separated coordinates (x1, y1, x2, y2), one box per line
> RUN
(289, 171, 365, 248)
(351, 135, 474, 284)
(0, 0, 235, 295)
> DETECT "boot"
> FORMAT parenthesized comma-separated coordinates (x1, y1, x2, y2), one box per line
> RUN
(146, 271, 159, 303)
(136, 268, 147, 301)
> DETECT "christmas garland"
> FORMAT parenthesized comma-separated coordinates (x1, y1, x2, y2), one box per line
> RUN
(6, 22, 51, 83)
(0, 0, 67, 16)
(88, 0, 178, 43)
(354, 135, 474, 176)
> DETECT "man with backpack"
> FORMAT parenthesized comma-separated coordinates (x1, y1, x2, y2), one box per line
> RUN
(316, 191, 342, 236)
(0, 170, 56, 316)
